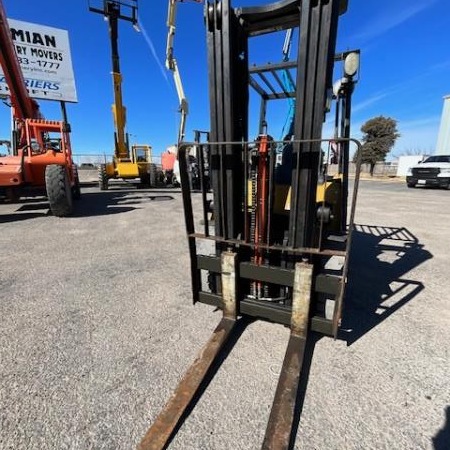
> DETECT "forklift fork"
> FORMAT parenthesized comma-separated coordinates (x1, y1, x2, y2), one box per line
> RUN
(262, 262, 312, 450)
(138, 252, 238, 450)
(138, 260, 314, 450)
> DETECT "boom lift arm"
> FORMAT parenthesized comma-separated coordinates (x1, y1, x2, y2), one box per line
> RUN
(166, 0, 202, 143)
(109, 3, 128, 160)
(89, 0, 138, 160)
(90, 1, 157, 190)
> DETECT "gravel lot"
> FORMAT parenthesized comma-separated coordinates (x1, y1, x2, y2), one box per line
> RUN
(0, 180, 449, 450)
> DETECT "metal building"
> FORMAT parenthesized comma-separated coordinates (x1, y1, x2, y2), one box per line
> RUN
(436, 95, 450, 155)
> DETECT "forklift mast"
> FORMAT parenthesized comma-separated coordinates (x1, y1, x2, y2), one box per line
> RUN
(206, 0, 346, 246)
(191, 0, 361, 329)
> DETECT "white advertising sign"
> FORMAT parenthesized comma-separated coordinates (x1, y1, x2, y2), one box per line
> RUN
(0, 19, 78, 102)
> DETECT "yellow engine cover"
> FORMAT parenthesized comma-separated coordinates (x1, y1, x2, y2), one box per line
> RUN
(115, 161, 140, 178)
(283, 176, 342, 209)
(247, 176, 343, 230)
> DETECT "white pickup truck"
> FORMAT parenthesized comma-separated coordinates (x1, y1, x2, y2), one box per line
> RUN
(406, 155, 450, 189)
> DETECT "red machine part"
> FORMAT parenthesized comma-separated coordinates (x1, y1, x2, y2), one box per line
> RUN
(0, 0, 40, 149)
(161, 151, 177, 171)
(0, 119, 72, 186)
(254, 134, 269, 266)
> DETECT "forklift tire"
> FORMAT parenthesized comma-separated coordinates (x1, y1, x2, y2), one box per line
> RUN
(99, 164, 108, 190)
(45, 164, 73, 217)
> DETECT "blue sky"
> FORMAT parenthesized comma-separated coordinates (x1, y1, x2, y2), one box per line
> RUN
(1, 0, 448, 158)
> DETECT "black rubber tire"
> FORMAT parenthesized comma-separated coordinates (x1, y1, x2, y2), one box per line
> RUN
(45, 164, 73, 217)
(99, 164, 108, 190)
(72, 177, 81, 200)
(407, 183, 416, 188)
(149, 164, 157, 187)
(72, 167, 81, 200)
(140, 173, 151, 187)
(5, 188, 20, 203)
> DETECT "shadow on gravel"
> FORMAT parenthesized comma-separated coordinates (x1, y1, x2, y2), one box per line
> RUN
(0, 190, 175, 221)
(433, 406, 450, 450)
(0, 194, 49, 222)
(10, 196, 47, 204)
(16, 203, 50, 211)
(340, 224, 433, 346)
(0, 212, 48, 222)
(135, 188, 182, 194)
(73, 190, 174, 218)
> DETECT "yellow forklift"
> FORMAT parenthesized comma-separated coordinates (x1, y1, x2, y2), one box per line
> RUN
(90, 0, 156, 190)
(138, 1, 363, 449)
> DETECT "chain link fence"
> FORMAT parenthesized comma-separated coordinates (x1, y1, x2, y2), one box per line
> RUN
(72, 154, 107, 169)
(73, 154, 163, 168)
(73, 154, 164, 184)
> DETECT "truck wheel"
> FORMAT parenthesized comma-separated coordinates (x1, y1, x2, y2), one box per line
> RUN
(99, 164, 108, 190)
(407, 182, 416, 188)
(45, 164, 73, 217)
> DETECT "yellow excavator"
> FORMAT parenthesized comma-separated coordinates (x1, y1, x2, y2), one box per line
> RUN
(89, 0, 157, 190)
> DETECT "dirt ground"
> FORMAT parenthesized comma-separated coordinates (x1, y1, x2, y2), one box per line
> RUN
(0, 180, 449, 450)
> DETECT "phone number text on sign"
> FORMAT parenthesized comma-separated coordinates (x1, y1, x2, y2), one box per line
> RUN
(0, 18, 78, 103)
